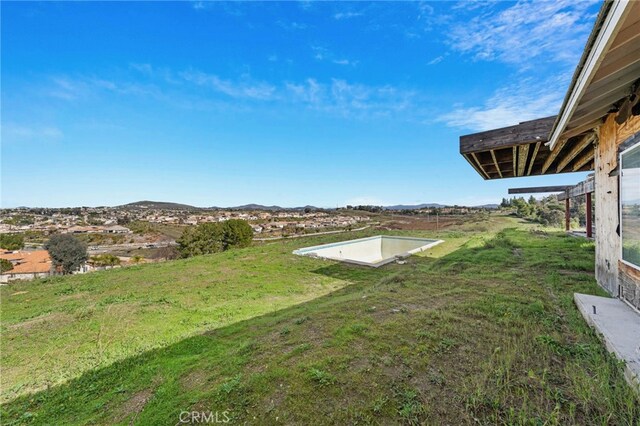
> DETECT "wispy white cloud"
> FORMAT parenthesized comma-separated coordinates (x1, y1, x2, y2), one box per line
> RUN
(41, 65, 417, 121)
(436, 0, 599, 131)
(427, 56, 444, 65)
(446, 0, 598, 67)
(277, 20, 308, 31)
(179, 70, 276, 100)
(191, 1, 206, 11)
(2, 123, 63, 143)
(285, 78, 414, 118)
(334, 11, 363, 21)
(436, 75, 567, 131)
(311, 46, 357, 66)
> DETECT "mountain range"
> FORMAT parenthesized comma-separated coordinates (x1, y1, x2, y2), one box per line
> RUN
(119, 201, 499, 211)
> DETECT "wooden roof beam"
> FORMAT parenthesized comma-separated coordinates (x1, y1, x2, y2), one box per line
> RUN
(459, 116, 555, 154)
(464, 153, 490, 180)
(572, 146, 596, 171)
(527, 142, 541, 175)
(561, 119, 604, 139)
(490, 150, 503, 178)
(517, 144, 530, 176)
(509, 185, 572, 194)
(542, 138, 569, 173)
(556, 133, 597, 173)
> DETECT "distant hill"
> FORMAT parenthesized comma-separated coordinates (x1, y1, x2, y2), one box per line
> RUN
(227, 204, 324, 211)
(120, 201, 200, 210)
(384, 203, 448, 210)
(228, 204, 282, 211)
(384, 202, 499, 210)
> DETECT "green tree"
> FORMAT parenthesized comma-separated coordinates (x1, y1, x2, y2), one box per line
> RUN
(0, 234, 24, 250)
(177, 223, 224, 257)
(221, 219, 253, 250)
(0, 258, 13, 273)
(44, 234, 88, 274)
(177, 220, 253, 258)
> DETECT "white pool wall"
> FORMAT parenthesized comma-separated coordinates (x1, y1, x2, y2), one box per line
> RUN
(294, 235, 444, 267)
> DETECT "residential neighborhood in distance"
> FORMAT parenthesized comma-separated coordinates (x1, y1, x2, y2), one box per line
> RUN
(0, 201, 498, 283)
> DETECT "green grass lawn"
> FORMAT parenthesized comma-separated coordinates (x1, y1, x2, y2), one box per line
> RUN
(1, 215, 638, 425)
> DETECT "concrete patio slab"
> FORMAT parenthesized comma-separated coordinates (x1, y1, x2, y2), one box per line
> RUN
(574, 293, 640, 391)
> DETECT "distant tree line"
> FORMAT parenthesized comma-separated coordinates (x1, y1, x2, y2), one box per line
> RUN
(500, 195, 586, 227)
(345, 205, 385, 213)
(177, 219, 253, 258)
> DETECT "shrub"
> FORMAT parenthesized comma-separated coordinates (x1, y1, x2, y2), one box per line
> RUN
(89, 254, 121, 267)
(0, 258, 13, 273)
(177, 220, 253, 258)
(0, 234, 24, 250)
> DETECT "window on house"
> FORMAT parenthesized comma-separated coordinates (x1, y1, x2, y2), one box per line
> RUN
(620, 138, 640, 269)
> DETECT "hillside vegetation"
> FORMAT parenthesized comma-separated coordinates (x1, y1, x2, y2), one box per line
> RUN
(1, 215, 638, 425)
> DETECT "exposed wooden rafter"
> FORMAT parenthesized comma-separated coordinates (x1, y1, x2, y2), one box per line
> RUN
(517, 144, 530, 176)
(542, 138, 569, 173)
(490, 150, 503, 178)
(556, 133, 597, 173)
(527, 142, 541, 175)
(572, 146, 596, 171)
(463, 153, 489, 180)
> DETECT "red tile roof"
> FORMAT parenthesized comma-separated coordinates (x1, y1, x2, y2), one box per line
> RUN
(0, 250, 52, 274)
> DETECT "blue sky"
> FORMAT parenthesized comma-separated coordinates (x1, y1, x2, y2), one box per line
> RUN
(1, 1, 600, 208)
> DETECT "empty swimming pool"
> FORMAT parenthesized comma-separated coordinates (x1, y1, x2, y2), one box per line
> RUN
(293, 236, 443, 267)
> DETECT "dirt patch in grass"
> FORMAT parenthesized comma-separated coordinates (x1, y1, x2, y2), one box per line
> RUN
(59, 292, 90, 301)
(10, 291, 28, 296)
(558, 269, 594, 276)
(7, 312, 73, 331)
(180, 369, 214, 392)
(114, 388, 154, 423)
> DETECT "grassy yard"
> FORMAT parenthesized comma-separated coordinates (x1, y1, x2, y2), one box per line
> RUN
(1, 214, 638, 424)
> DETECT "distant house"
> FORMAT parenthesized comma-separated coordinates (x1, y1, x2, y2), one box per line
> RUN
(0, 250, 52, 283)
(102, 225, 131, 234)
(66, 225, 95, 234)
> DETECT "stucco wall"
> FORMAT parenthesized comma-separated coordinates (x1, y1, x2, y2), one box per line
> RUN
(595, 113, 640, 299)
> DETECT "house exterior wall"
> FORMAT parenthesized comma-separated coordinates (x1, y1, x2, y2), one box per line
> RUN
(0, 272, 51, 284)
(595, 113, 640, 306)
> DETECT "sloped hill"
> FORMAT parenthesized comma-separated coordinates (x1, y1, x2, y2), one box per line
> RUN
(1, 217, 637, 424)
(119, 200, 200, 210)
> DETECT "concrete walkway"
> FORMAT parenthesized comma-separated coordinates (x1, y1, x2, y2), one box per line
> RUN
(574, 293, 640, 391)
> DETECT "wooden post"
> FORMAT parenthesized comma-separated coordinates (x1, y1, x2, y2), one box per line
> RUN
(586, 192, 592, 238)
(565, 198, 571, 231)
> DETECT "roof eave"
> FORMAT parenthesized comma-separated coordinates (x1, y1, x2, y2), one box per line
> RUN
(547, 0, 633, 150)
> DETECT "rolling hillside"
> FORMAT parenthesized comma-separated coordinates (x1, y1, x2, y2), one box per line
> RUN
(1, 215, 637, 425)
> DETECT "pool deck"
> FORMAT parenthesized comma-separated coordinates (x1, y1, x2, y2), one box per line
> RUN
(574, 293, 640, 391)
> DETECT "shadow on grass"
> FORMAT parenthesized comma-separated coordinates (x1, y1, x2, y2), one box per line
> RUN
(1, 229, 635, 425)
